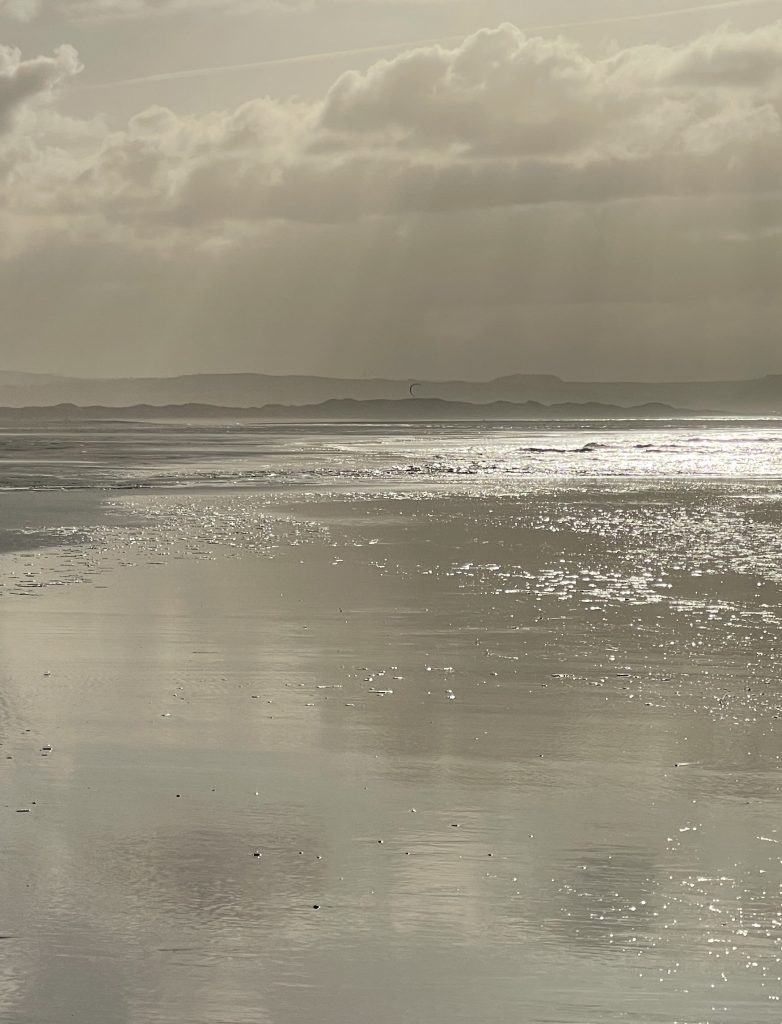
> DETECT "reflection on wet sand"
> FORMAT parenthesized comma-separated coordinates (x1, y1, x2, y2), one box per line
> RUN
(2, 478, 782, 1022)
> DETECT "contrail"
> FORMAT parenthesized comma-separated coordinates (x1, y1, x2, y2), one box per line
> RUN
(83, 0, 777, 90)
(83, 39, 458, 89)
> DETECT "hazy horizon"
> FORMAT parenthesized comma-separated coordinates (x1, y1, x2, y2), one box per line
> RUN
(4, 367, 782, 386)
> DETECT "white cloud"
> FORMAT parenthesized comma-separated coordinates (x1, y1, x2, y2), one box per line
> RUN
(14, 20, 774, 231)
(317, 22, 782, 157)
(0, 44, 82, 132)
(665, 16, 782, 87)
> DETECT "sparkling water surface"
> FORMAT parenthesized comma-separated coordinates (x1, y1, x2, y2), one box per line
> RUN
(1, 420, 781, 1024)
(2, 419, 782, 491)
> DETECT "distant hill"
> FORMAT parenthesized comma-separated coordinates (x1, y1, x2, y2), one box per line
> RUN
(0, 370, 780, 413)
(0, 399, 717, 422)
(0, 371, 71, 388)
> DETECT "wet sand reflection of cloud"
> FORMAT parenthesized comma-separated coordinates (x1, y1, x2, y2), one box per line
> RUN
(105, 826, 329, 931)
(544, 846, 660, 953)
(3, 428, 782, 1022)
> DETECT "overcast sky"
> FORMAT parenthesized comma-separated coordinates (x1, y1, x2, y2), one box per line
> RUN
(0, 0, 780, 380)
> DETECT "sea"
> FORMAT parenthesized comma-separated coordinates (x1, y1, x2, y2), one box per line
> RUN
(2, 418, 782, 492)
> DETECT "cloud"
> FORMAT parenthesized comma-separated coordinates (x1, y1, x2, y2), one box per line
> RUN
(317, 22, 782, 155)
(2, 202, 780, 379)
(1, 21, 781, 380)
(0, 44, 82, 132)
(15, 20, 775, 232)
(666, 16, 782, 87)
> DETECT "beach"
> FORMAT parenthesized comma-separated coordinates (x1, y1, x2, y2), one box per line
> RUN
(6, 0, 782, 1016)
(2, 423, 782, 1023)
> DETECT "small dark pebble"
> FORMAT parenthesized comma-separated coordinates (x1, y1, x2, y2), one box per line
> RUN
(312, 905, 320, 910)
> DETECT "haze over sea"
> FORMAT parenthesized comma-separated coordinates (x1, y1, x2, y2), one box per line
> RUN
(2, 418, 782, 1024)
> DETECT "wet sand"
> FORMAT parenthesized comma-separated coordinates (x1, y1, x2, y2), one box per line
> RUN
(2, 485, 782, 1023)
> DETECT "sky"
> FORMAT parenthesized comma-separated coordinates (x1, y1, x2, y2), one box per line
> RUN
(0, 0, 780, 381)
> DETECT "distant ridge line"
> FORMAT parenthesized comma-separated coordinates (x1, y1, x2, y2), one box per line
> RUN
(0, 398, 723, 421)
(1, 371, 781, 413)
(2, 371, 782, 385)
